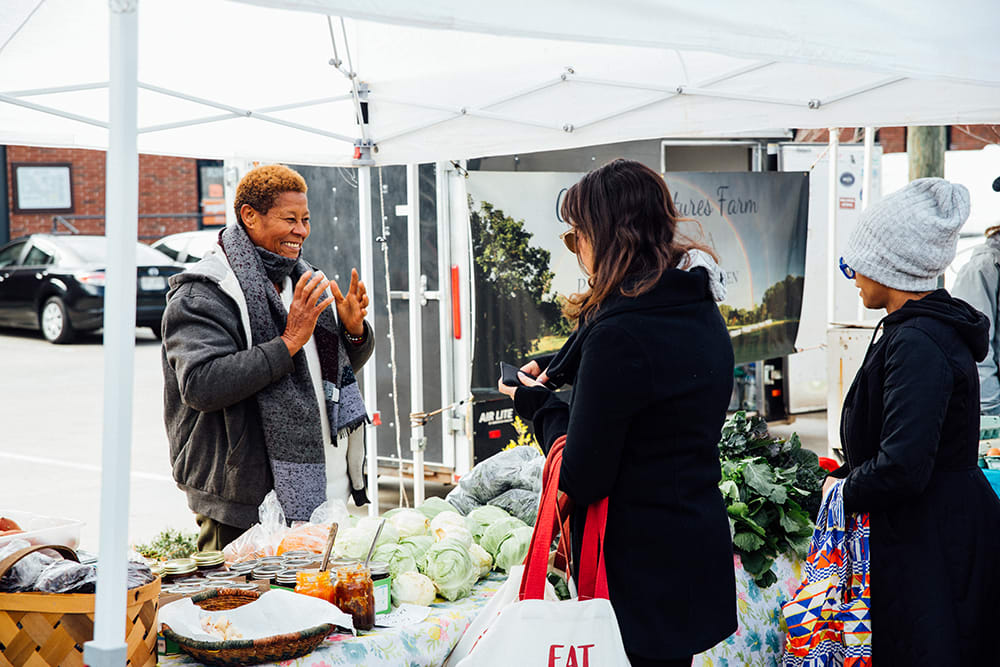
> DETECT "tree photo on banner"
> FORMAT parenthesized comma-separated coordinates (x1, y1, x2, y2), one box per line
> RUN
(464, 170, 810, 389)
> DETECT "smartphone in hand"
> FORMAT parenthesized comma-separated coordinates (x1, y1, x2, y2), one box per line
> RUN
(499, 361, 536, 387)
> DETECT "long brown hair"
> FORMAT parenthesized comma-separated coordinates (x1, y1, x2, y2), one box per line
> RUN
(561, 158, 717, 324)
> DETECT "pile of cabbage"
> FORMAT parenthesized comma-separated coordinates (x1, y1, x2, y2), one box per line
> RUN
(332, 499, 534, 606)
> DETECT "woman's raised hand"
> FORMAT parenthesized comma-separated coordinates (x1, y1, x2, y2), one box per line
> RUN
(330, 268, 368, 336)
(281, 271, 336, 356)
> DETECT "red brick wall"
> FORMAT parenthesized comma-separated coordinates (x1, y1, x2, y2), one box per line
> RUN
(6, 146, 199, 241)
(793, 125, 999, 154)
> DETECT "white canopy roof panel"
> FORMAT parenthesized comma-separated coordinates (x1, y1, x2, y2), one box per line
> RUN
(1, 0, 998, 166)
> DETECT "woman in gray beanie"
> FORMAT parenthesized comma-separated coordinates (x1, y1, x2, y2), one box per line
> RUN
(826, 177, 1000, 665)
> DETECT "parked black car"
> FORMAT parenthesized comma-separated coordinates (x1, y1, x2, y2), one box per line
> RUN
(0, 234, 182, 343)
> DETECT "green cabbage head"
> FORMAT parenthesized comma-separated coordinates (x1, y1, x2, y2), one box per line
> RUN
(371, 543, 419, 579)
(421, 537, 477, 601)
(480, 517, 528, 558)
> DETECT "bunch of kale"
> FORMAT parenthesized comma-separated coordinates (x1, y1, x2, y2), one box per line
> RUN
(717, 411, 826, 588)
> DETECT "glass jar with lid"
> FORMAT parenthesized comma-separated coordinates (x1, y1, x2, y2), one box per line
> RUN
(333, 563, 375, 631)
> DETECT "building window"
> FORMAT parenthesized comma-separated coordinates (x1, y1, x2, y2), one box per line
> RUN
(12, 163, 74, 213)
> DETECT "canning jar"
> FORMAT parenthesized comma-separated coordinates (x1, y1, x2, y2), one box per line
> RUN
(334, 564, 375, 631)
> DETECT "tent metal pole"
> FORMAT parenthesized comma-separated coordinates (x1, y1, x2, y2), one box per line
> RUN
(406, 163, 426, 505)
(83, 2, 138, 665)
(827, 128, 839, 328)
(0, 92, 108, 128)
(139, 95, 356, 134)
(358, 165, 380, 516)
(4, 81, 109, 97)
(436, 162, 456, 471)
(858, 126, 875, 321)
(820, 77, 907, 108)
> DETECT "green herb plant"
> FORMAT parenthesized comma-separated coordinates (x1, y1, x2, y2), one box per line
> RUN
(135, 528, 198, 562)
(718, 412, 825, 588)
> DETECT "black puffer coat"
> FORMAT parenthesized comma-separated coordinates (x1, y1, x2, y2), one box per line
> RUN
(514, 268, 737, 661)
(837, 290, 1000, 665)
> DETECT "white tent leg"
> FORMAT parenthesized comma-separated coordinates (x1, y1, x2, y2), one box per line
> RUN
(826, 128, 839, 327)
(859, 127, 875, 320)
(435, 162, 456, 472)
(358, 165, 380, 516)
(406, 164, 426, 505)
(83, 2, 138, 666)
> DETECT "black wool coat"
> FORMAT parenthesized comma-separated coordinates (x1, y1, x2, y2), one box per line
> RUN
(836, 290, 1000, 666)
(514, 268, 737, 661)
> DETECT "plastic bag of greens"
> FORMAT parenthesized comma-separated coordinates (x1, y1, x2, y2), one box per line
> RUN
(417, 497, 455, 520)
(421, 538, 477, 601)
(494, 525, 534, 573)
(0, 539, 53, 592)
(488, 488, 540, 525)
(458, 446, 543, 504)
(445, 486, 480, 515)
(480, 517, 528, 558)
(464, 506, 510, 544)
(35, 560, 97, 594)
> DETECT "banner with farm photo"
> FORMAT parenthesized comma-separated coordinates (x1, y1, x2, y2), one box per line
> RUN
(465, 170, 809, 390)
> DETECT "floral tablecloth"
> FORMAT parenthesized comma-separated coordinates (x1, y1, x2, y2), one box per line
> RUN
(162, 556, 803, 667)
(694, 553, 804, 667)
(159, 574, 508, 667)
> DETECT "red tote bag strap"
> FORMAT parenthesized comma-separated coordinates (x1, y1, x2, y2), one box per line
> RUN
(519, 435, 611, 601)
(518, 437, 567, 600)
(576, 496, 610, 600)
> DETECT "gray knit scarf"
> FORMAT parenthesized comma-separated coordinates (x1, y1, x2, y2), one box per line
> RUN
(221, 223, 369, 520)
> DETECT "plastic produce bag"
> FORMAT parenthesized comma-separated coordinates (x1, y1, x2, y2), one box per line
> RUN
(488, 488, 541, 525)
(278, 523, 332, 555)
(35, 560, 97, 594)
(309, 499, 351, 528)
(458, 447, 543, 504)
(224, 491, 290, 564)
(0, 538, 54, 592)
(127, 561, 155, 589)
(445, 486, 481, 516)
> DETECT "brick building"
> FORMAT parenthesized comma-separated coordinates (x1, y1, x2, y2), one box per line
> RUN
(2, 124, 997, 246)
(0, 145, 224, 246)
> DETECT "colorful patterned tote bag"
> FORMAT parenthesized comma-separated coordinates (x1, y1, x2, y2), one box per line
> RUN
(782, 480, 872, 667)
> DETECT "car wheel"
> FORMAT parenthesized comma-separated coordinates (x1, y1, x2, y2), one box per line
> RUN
(40, 296, 75, 344)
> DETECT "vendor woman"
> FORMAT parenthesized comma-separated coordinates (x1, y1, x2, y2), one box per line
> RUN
(828, 178, 1000, 664)
(162, 164, 374, 551)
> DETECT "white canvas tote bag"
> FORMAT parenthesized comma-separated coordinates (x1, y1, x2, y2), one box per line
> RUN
(449, 438, 631, 667)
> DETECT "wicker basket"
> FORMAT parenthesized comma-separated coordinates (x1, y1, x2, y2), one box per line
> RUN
(160, 588, 335, 666)
(0, 544, 160, 667)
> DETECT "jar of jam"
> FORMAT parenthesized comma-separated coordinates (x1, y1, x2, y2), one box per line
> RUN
(295, 570, 335, 603)
(334, 564, 375, 631)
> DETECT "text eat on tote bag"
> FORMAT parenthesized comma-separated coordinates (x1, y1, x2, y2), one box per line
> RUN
(448, 436, 631, 667)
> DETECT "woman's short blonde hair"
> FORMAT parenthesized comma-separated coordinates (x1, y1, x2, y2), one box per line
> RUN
(233, 164, 307, 221)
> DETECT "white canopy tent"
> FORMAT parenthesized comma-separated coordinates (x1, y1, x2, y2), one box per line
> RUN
(1, 1, 997, 663)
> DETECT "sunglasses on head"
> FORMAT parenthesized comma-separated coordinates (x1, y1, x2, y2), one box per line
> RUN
(839, 257, 856, 280)
(560, 228, 577, 254)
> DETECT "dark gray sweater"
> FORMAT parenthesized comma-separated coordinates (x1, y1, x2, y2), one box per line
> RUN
(161, 249, 374, 528)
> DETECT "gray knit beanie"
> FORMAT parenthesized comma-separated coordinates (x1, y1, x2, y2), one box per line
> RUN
(843, 177, 971, 292)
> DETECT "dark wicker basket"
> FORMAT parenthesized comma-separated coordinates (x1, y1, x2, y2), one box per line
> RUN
(160, 588, 334, 666)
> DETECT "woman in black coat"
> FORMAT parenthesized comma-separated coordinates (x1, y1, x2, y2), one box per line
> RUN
(830, 178, 1000, 665)
(498, 159, 737, 667)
